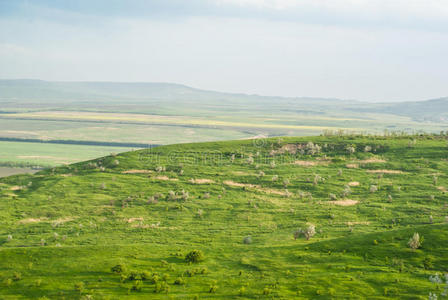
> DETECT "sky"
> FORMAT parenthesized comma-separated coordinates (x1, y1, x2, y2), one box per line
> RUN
(0, 0, 447, 102)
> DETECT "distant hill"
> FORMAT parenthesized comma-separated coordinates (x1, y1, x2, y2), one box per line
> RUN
(0, 80, 446, 122)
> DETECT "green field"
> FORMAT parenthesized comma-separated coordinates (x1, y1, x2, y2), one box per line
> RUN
(0, 141, 134, 168)
(1, 134, 447, 299)
(1, 80, 447, 168)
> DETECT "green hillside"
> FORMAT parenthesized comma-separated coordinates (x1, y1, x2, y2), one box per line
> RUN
(0, 135, 447, 299)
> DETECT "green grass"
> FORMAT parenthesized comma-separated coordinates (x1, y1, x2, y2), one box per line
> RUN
(0, 135, 447, 299)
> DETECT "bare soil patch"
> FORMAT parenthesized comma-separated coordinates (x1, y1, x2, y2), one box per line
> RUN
(122, 169, 153, 174)
(127, 217, 144, 223)
(189, 178, 215, 184)
(346, 164, 359, 169)
(154, 176, 178, 181)
(366, 170, 403, 174)
(329, 199, 359, 206)
(358, 158, 386, 163)
(18, 218, 47, 224)
(223, 180, 259, 188)
(346, 221, 370, 226)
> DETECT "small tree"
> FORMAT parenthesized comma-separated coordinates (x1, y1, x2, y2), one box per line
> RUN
(408, 232, 422, 250)
(185, 250, 204, 263)
(294, 224, 316, 240)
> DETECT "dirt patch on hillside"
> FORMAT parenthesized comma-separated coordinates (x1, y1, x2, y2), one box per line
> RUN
(437, 186, 447, 192)
(346, 221, 370, 226)
(189, 178, 215, 184)
(154, 176, 178, 181)
(348, 181, 360, 186)
(272, 144, 299, 155)
(262, 188, 289, 196)
(346, 164, 359, 169)
(224, 180, 260, 189)
(127, 217, 144, 223)
(358, 158, 386, 163)
(19, 218, 47, 224)
(9, 186, 22, 191)
(330, 199, 359, 206)
(122, 169, 153, 174)
(366, 170, 403, 174)
(293, 160, 317, 167)
(52, 217, 75, 226)
(223, 181, 288, 196)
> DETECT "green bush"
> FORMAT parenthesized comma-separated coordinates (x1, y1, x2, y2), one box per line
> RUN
(185, 250, 205, 263)
(111, 264, 126, 274)
(174, 277, 186, 285)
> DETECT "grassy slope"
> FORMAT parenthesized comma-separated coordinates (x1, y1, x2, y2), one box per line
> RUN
(0, 135, 447, 299)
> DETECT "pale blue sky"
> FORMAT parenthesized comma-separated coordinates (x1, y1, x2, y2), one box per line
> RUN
(1, 0, 447, 101)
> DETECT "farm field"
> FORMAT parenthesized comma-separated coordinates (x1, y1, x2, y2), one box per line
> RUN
(0, 141, 134, 168)
(0, 135, 447, 299)
(1, 80, 447, 168)
(0, 167, 38, 178)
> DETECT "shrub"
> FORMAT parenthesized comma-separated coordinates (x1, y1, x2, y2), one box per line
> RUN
(209, 281, 218, 293)
(263, 287, 271, 295)
(167, 191, 176, 201)
(150, 274, 160, 284)
(313, 174, 321, 186)
(7, 234, 12, 241)
(294, 224, 316, 240)
(329, 193, 337, 200)
(35, 279, 42, 287)
(111, 264, 127, 274)
(408, 232, 422, 250)
(131, 280, 142, 292)
(272, 175, 278, 182)
(12, 272, 21, 281)
(127, 271, 140, 281)
(185, 250, 204, 263)
(154, 281, 169, 293)
(174, 277, 185, 285)
(243, 236, 252, 244)
(74, 282, 84, 293)
(346, 145, 356, 154)
(4, 278, 12, 287)
(283, 179, 290, 188)
(239, 286, 246, 295)
(423, 257, 434, 270)
(370, 185, 378, 193)
(203, 192, 210, 199)
(180, 190, 189, 201)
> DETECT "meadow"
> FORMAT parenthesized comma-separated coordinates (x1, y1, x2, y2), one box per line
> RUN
(0, 134, 447, 299)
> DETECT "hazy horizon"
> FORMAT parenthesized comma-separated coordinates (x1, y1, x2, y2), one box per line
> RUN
(1, 0, 448, 102)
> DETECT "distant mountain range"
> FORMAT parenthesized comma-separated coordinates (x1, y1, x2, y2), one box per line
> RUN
(0, 79, 446, 123)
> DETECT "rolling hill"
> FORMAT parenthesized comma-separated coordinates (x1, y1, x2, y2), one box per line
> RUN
(1, 135, 447, 299)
